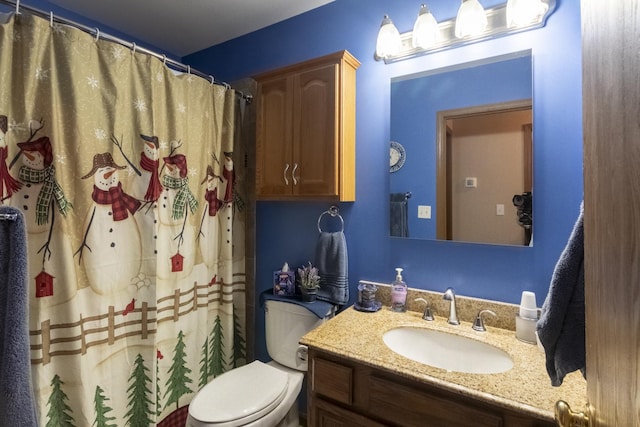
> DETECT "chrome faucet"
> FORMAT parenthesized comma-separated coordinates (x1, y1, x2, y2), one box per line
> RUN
(443, 287, 459, 325)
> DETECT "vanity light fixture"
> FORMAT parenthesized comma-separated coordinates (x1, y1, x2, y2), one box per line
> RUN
(375, 0, 555, 63)
(455, 0, 487, 38)
(412, 4, 440, 49)
(375, 15, 402, 59)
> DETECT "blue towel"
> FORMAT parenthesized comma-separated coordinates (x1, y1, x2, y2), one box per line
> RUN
(314, 231, 349, 305)
(0, 206, 38, 426)
(537, 202, 586, 386)
(390, 193, 409, 238)
(259, 290, 335, 319)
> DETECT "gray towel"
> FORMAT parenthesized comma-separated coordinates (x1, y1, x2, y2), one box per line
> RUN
(314, 231, 348, 305)
(0, 206, 38, 426)
(537, 202, 586, 386)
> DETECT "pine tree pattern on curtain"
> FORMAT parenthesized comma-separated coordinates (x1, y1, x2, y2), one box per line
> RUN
(0, 12, 246, 426)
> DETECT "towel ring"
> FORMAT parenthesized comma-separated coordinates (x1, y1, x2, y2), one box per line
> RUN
(317, 206, 344, 233)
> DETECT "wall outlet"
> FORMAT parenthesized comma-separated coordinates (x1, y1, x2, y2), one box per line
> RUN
(418, 205, 431, 219)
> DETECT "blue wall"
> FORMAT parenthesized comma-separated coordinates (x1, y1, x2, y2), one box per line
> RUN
(391, 54, 532, 239)
(185, 0, 583, 362)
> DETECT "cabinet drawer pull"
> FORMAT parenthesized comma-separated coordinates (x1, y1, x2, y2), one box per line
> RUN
(292, 163, 299, 185)
(283, 163, 290, 185)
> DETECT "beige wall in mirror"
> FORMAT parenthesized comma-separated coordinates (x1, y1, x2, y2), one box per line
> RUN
(438, 104, 532, 245)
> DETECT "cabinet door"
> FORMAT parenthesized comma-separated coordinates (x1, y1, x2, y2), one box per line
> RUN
(256, 76, 293, 196)
(293, 64, 338, 197)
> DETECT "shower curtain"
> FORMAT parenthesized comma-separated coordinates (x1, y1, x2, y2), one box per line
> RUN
(0, 11, 246, 426)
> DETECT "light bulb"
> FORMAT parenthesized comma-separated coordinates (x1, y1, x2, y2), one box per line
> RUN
(506, 0, 549, 27)
(455, 0, 488, 38)
(412, 4, 440, 49)
(376, 15, 402, 59)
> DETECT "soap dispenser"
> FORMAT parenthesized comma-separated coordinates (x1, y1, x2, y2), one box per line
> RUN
(391, 268, 407, 312)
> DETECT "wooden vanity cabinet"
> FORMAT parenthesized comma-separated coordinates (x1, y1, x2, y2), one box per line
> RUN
(307, 348, 555, 427)
(255, 50, 360, 201)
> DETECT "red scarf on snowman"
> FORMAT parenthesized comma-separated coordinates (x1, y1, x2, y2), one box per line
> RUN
(92, 182, 141, 221)
(0, 146, 22, 200)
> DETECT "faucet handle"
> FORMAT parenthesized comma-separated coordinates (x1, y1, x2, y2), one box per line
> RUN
(414, 298, 434, 321)
(472, 309, 497, 332)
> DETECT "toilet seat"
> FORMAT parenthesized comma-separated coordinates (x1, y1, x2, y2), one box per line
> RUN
(188, 361, 289, 426)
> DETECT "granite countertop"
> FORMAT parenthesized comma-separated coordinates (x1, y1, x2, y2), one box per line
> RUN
(300, 304, 587, 422)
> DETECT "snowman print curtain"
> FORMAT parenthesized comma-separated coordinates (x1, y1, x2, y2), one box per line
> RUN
(0, 12, 246, 426)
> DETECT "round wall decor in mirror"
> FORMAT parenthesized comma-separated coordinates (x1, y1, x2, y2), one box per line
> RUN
(390, 140, 406, 173)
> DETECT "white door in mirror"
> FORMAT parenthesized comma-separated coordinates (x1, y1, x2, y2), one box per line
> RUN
(390, 141, 406, 172)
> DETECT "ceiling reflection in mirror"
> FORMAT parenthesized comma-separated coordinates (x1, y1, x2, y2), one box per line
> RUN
(390, 51, 533, 246)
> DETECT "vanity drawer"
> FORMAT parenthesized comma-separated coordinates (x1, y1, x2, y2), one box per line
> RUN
(312, 357, 354, 405)
(367, 376, 503, 427)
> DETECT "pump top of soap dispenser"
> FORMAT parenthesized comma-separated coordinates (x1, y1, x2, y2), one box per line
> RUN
(395, 268, 404, 281)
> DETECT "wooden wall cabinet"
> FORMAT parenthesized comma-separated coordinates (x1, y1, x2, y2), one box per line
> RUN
(308, 348, 555, 427)
(255, 50, 360, 201)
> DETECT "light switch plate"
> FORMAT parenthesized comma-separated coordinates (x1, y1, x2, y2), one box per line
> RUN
(496, 204, 505, 216)
(418, 205, 431, 219)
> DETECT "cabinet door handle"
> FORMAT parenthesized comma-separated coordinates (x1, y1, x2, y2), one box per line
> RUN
(283, 163, 290, 185)
(292, 163, 299, 186)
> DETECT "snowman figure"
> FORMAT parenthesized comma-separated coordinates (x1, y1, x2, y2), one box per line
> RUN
(76, 152, 142, 295)
(157, 153, 198, 282)
(0, 115, 22, 203)
(198, 165, 223, 275)
(132, 134, 162, 203)
(11, 135, 77, 308)
(131, 134, 162, 278)
(218, 152, 235, 265)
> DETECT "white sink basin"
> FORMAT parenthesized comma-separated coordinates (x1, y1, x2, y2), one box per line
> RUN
(382, 327, 513, 374)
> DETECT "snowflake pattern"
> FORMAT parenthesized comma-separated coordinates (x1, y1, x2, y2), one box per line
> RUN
(188, 167, 198, 177)
(155, 71, 164, 83)
(133, 99, 147, 112)
(51, 24, 66, 35)
(177, 103, 186, 114)
(56, 153, 66, 165)
(159, 141, 169, 150)
(94, 128, 107, 140)
(111, 46, 125, 61)
(9, 119, 26, 133)
(35, 68, 50, 81)
(87, 75, 99, 89)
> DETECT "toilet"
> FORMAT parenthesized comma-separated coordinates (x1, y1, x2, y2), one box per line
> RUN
(186, 299, 334, 427)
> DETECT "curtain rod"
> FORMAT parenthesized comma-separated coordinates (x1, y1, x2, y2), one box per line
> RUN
(0, 0, 253, 104)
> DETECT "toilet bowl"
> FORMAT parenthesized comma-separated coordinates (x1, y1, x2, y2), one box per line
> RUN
(186, 298, 334, 427)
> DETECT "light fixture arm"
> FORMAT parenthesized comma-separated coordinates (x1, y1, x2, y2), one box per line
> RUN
(376, 0, 556, 64)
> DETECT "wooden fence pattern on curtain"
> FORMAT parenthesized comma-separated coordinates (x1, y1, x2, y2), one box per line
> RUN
(30, 275, 245, 365)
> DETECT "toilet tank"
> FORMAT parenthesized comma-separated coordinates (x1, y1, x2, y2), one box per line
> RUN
(265, 300, 332, 371)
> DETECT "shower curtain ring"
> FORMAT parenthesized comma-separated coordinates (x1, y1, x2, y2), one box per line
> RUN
(209, 75, 215, 85)
(131, 42, 137, 54)
(162, 54, 167, 64)
(49, 11, 54, 27)
(94, 28, 100, 42)
(15, 0, 21, 15)
(187, 65, 191, 74)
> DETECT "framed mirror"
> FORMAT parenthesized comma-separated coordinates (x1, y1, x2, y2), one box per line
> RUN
(390, 51, 533, 246)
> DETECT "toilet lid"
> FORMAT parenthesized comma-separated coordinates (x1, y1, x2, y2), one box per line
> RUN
(189, 360, 289, 426)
